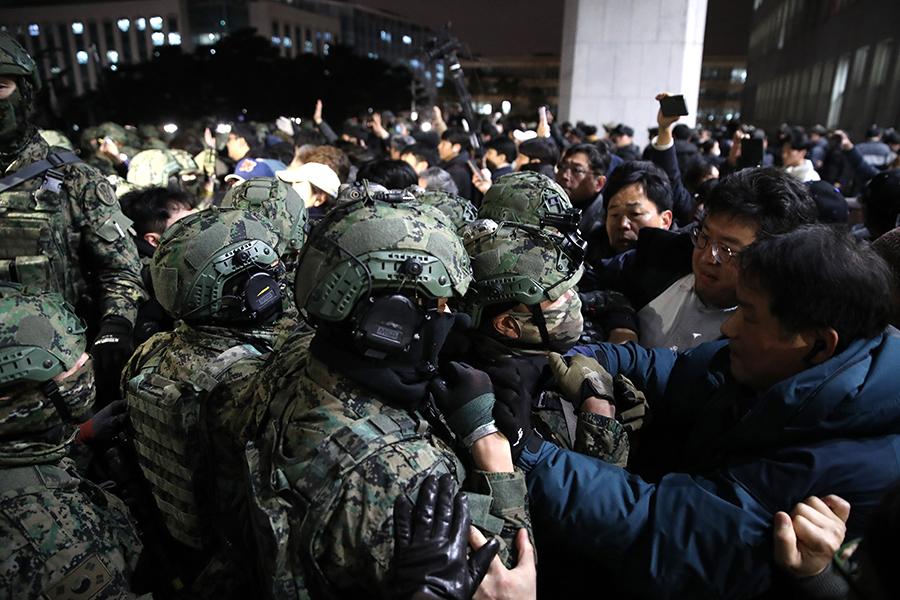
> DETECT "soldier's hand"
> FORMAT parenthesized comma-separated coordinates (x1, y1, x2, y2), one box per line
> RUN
(394, 474, 499, 600)
(548, 352, 614, 405)
(91, 317, 134, 386)
(429, 362, 498, 447)
(613, 374, 651, 433)
(76, 400, 128, 444)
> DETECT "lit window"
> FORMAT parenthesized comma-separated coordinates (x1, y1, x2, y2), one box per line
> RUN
(76, 51, 88, 64)
(210, 49, 216, 55)
(107, 50, 118, 63)
(402, 35, 412, 45)
(72, 22, 84, 35)
(316, 31, 322, 39)
(117, 19, 130, 32)
(325, 32, 331, 41)
(136, 18, 146, 30)
(110, 65, 118, 71)
(271, 36, 281, 45)
(151, 32, 164, 46)
(305, 41, 313, 52)
(29, 24, 39, 36)
(219, 20, 226, 27)
(323, 44, 329, 55)
(409, 59, 421, 69)
(168, 32, 181, 45)
(150, 17, 163, 31)
(284, 37, 292, 48)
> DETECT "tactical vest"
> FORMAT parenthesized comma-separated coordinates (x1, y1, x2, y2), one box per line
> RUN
(245, 385, 504, 599)
(0, 153, 82, 300)
(126, 342, 264, 550)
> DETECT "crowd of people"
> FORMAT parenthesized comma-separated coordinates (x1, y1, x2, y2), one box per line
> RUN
(2, 29, 900, 600)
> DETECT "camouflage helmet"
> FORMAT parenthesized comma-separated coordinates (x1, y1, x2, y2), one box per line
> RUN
(222, 177, 308, 255)
(169, 148, 199, 175)
(39, 129, 75, 152)
(0, 284, 91, 442)
(412, 188, 478, 232)
(127, 149, 182, 189)
(479, 171, 574, 227)
(95, 121, 129, 145)
(151, 207, 283, 323)
(295, 193, 472, 322)
(461, 219, 584, 327)
(0, 31, 40, 90)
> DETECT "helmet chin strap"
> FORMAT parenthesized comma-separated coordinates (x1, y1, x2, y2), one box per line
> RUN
(527, 304, 553, 347)
(39, 380, 73, 423)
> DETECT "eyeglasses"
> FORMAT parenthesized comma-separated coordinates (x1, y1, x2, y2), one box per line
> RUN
(690, 226, 741, 265)
(557, 162, 591, 178)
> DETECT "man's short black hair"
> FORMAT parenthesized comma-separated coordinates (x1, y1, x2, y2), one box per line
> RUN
(119, 186, 194, 238)
(784, 126, 810, 151)
(357, 159, 418, 189)
(518, 137, 559, 165)
(672, 124, 692, 141)
(441, 127, 471, 149)
(739, 224, 894, 353)
(705, 167, 818, 238)
(602, 160, 673, 213)
(230, 122, 257, 145)
(861, 168, 900, 238)
(562, 143, 611, 176)
(400, 143, 439, 169)
(486, 136, 518, 163)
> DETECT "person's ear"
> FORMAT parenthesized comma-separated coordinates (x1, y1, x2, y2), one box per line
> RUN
(415, 160, 428, 174)
(593, 174, 607, 193)
(492, 313, 521, 339)
(144, 232, 161, 248)
(452, 143, 462, 154)
(801, 328, 839, 365)
(660, 210, 674, 230)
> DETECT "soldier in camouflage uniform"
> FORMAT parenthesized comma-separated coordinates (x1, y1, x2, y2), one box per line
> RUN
(245, 191, 531, 599)
(411, 187, 478, 232)
(0, 284, 145, 600)
(0, 32, 148, 400)
(121, 207, 292, 598)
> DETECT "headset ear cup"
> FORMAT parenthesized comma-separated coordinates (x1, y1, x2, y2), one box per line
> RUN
(243, 271, 283, 324)
(353, 295, 420, 359)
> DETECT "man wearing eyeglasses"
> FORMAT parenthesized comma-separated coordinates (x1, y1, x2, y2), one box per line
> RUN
(556, 143, 613, 241)
(595, 168, 818, 352)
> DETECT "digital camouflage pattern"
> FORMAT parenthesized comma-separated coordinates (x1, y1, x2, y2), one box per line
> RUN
(39, 130, 75, 152)
(126, 149, 183, 189)
(250, 353, 531, 598)
(295, 196, 472, 322)
(222, 177, 309, 256)
(411, 187, 478, 232)
(0, 133, 147, 325)
(150, 207, 282, 322)
(461, 219, 584, 327)
(0, 458, 146, 600)
(479, 171, 572, 226)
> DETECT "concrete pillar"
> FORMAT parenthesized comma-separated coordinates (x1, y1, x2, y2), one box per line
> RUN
(559, 0, 708, 146)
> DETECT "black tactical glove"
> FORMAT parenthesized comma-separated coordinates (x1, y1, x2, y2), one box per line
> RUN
(548, 352, 615, 404)
(75, 400, 128, 445)
(394, 474, 499, 600)
(91, 316, 135, 387)
(429, 362, 497, 447)
(613, 374, 651, 433)
(486, 359, 545, 465)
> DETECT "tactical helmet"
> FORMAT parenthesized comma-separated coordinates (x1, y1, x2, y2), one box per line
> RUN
(413, 188, 478, 232)
(222, 177, 308, 255)
(95, 121, 129, 145)
(0, 31, 40, 90)
(151, 207, 284, 323)
(169, 148, 200, 176)
(461, 219, 584, 327)
(479, 171, 574, 227)
(39, 129, 75, 152)
(0, 284, 91, 442)
(127, 149, 183, 189)
(295, 192, 472, 322)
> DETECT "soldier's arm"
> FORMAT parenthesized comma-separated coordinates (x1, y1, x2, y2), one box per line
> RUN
(68, 164, 147, 324)
(574, 412, 630, 467)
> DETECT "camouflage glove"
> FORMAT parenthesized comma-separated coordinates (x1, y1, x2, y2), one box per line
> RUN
(91, 316, 134, 385)
(76, 400, 128, 445)
(548, 352, 615, 404)
(613, 374, 651, 433)
(394, 474, 499, 600)
(429, 362, 498, 447)
(488, 360, 544, 464)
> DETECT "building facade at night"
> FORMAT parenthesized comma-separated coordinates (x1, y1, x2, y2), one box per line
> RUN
(742, 0, 900, 137)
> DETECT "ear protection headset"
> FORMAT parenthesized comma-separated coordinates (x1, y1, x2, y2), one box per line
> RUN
(351, 294, 422, 359)
(241, 270, 283, 324)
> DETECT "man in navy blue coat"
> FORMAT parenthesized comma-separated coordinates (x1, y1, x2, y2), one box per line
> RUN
(490, 224, 900, 599)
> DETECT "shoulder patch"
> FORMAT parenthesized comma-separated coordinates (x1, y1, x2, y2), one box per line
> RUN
(44, 553, 112, 600)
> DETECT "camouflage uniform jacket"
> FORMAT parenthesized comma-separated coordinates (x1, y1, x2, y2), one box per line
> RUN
(0, 457, 146, 600)
(262, 352, 531, 599)
(0, 134, 147, 324)
(466, 332, 630, 467)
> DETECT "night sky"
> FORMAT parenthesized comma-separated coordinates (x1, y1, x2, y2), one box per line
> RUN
(355, 0, 752, 58)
